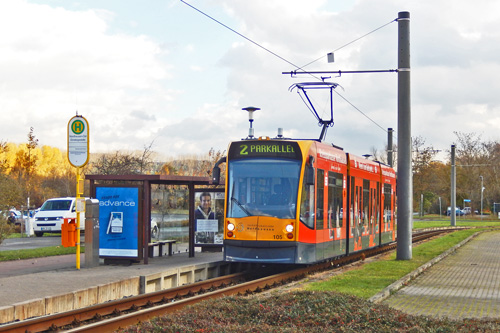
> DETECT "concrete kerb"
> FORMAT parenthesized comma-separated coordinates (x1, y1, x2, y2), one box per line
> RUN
(369, 231, 481, 304)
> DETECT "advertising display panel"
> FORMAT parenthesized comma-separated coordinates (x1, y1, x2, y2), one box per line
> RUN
(194, 190, 224, 246)
(96, 186, 142, 259)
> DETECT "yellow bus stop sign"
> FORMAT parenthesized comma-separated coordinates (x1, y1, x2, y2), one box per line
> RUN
(67, 115, 89, 168)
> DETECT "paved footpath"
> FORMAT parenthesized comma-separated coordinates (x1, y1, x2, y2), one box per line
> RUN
(383, 231, 500, 319)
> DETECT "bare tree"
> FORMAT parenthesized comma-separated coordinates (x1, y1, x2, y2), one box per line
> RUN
(90, 151, 144, 175)
(162, 148, 226, 181)
(89, 141, 157, 175)
(454, 132, 500, 213)
(138, 140, 156, 174)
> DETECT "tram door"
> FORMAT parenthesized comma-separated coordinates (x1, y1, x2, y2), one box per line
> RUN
(382, 183, 395, 243)
(350, 177, 380, 252)
(328, 171, 345, 257)
(349, 176, 364, 252)
(363, 180, 380, 248)
(369, 183, 380, 247)
(315, 169, 326, 260)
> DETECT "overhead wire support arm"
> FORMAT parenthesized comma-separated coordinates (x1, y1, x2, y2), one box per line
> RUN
(282, 69, 399, 76)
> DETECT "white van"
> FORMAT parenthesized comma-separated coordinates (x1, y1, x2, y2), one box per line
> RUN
(33, 197, 84, 237)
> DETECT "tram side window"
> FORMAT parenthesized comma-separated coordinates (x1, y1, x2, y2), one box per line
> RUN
(369, 188, 373, 226)
(370, 188, 375, 226)
(363, 179, 370, 225)
(384, 184, 392, 223)
(369, 185, 379, 226)
(350, 177, 355, 227)
(316, 169, 324, 230)
(300, 178, 315, 228)
(328, 171, 343, 228)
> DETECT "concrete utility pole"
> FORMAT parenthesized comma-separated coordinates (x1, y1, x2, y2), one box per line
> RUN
(451, 145, 456, 226)
(396, 11, 412, 260)
(388, 128, 394, 167)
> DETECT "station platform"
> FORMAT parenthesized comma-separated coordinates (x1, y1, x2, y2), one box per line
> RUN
(0, 250, 225, 324)
(382, 230, 500, 319)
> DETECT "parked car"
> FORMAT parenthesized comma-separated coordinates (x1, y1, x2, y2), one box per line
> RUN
(33, 197, 84, 237)
(446, 206, 464, 216)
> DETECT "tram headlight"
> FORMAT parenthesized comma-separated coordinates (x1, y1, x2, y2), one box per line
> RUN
(285, 224, 294, 233)
(227, 223, 235, 231)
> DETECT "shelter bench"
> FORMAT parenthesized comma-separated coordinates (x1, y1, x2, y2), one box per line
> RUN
(148, 240, 177, 257)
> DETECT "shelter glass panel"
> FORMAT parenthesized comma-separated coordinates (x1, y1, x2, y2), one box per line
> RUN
(151, 184, 189, 252)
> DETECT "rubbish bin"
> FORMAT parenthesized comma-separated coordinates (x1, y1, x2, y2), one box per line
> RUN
(61, 218, 76, 247)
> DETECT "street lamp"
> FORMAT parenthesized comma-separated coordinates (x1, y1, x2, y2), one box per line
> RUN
(242, 106, 260, 139)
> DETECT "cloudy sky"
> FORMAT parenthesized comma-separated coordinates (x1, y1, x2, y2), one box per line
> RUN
(1, 0, 499, 161)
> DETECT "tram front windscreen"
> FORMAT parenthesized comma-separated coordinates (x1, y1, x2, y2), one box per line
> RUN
(227, 159, 301, 219)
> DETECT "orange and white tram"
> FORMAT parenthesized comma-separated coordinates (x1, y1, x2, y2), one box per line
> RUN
(215, 138, 396, 264)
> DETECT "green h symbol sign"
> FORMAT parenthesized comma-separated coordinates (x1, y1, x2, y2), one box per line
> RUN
(72, 120, 85, 135)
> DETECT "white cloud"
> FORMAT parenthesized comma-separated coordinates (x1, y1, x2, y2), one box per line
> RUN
(2, 0, 500, 161)
(0, 0, 173, 152)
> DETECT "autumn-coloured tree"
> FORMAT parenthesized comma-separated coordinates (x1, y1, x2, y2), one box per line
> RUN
(411, 136, 442, 214)
(0, 141, 23, 212)
(0, 141, 9, 174)
(159, 162, 177, 175)
(8, 127, 39, 211)
(0, 140, 23, 243)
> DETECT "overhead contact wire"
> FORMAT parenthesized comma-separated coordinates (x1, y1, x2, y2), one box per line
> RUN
(298, 19, 397, 70)
(180, 0, 303, 73)
(181, 0, 394, 135)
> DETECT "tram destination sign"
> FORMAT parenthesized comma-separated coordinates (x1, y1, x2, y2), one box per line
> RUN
(67, 115, 89, 168)
(229, 141, 301, 160)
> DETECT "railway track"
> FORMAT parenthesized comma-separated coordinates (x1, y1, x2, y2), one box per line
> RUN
(0, 228, 454, 332)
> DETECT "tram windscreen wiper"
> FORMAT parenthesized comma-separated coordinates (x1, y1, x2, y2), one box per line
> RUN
(230, 197, 252, 217)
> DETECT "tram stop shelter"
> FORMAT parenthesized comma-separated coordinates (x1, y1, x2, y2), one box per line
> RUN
(86, 174, 221, 264)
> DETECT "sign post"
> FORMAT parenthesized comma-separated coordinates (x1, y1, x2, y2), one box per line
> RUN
(68, 115, 89, 269)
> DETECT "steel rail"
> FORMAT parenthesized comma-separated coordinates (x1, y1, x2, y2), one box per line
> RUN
(0, 272, 247, 333)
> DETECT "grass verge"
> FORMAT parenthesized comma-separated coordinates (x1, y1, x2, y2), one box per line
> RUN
(120, 289, 500, 332)
(305, 228, 479, 298)
(121, 229, 500, 332)
(414, 220, 500, 229)
(7, 233, 62, 239)
(0, 246, 84, 261)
